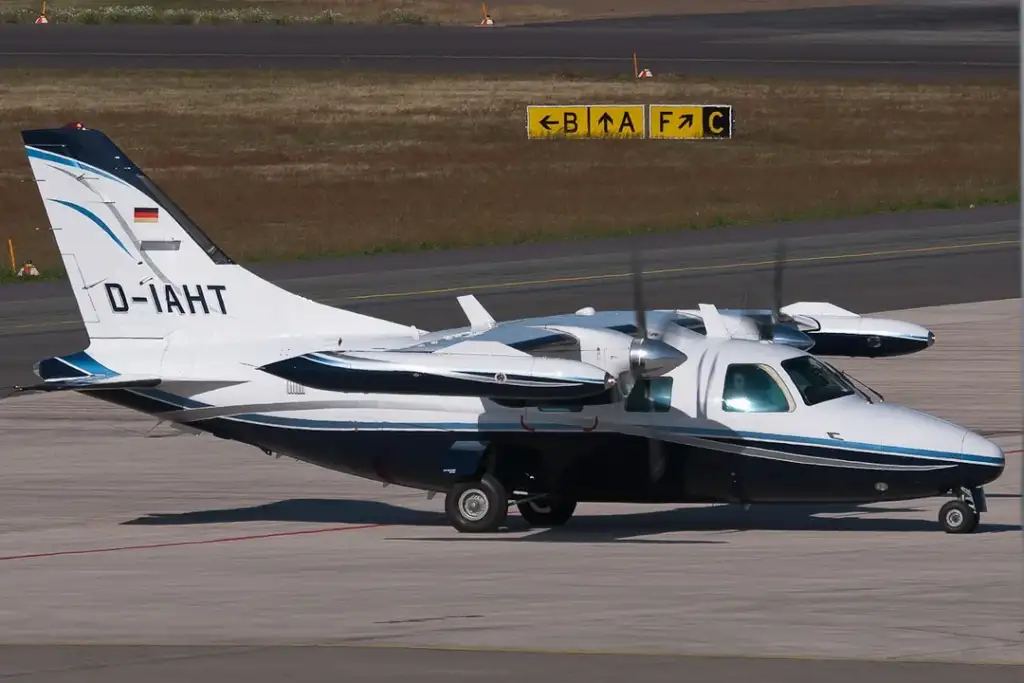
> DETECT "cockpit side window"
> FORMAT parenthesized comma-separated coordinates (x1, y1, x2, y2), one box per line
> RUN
(722, 364, 793, 413)
(780, 355, 856, 406)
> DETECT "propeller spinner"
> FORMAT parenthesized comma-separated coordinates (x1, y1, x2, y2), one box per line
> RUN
(627, 250, 687, 380)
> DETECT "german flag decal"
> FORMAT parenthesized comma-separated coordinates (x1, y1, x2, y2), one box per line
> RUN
(134, 207, 159, 223)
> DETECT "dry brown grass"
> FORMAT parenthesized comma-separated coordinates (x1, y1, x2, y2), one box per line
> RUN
(1, 0, 887, 24)
(0, 69, 1016, 272)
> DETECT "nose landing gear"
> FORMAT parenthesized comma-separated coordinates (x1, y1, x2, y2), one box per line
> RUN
(938, 486, 985, 534)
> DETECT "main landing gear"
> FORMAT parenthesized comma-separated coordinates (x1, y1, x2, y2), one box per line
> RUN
(443, 476, 579, 533)
(445, 474, 508, 533)
(938, 486, 986, 534)
(516, 496, 577, 527)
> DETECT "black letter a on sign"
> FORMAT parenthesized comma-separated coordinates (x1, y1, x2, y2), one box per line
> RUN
(619, 112, 635, 133)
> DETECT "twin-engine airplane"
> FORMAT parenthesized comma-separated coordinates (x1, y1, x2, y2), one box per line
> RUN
(6, 124, 1001, 536)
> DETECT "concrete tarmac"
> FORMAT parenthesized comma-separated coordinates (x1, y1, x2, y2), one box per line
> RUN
(0, 0, 1016, 79)
(0, 297, 1019, 681)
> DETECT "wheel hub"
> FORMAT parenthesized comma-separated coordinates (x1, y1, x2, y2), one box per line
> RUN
(458, 489, 489, 521)
(946, 508, 964, 528)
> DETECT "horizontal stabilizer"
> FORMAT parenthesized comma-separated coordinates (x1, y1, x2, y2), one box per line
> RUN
(5, 374, 162, 397)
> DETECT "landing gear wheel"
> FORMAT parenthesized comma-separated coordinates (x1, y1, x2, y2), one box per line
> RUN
(939, 500, 979, 534)
(517, 496, 577, 527)
(445, 474, 508, 533)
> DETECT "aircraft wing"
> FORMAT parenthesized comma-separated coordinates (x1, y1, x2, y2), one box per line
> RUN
(258, 339, 620, 402)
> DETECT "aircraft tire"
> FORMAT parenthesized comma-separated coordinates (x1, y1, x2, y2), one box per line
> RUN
(939, 500, 978, 534)
(445, 474, 508, 533)
(517, 496, 577, 527)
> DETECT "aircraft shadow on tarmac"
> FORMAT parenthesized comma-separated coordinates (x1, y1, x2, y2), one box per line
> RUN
(121, 498, 1022, 543)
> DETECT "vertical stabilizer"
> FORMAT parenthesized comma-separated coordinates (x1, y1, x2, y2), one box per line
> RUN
(22, 123, 414, 342)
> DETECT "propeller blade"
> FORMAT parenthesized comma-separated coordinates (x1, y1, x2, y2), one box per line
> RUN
(630, 249, 648, 339)
(772, 238, 786, 322)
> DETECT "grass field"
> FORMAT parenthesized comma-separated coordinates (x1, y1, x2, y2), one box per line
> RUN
(0, 69, 1017, 280)
(0, 0, 886, 25)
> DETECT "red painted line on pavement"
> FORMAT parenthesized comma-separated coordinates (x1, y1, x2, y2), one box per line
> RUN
(0, 523, 382, 562)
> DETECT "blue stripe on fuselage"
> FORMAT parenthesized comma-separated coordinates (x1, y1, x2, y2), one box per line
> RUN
(122, 387, 1001, 467)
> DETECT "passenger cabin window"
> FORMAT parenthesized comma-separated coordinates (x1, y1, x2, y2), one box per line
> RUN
(781, 355, 856, 406)
(722, 364, 791, 413)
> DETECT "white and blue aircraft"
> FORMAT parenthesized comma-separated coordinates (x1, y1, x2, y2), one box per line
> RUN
(5, 123, 1001, 535)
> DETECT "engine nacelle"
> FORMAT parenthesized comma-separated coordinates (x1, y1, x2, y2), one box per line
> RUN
(258, 344, 619, 401)
(780, 302, 934, 358)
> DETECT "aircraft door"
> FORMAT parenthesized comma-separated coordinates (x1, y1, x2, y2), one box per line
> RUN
(700, 360, 807, 501)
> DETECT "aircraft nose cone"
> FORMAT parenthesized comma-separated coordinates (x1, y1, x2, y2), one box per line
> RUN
(961, 430, 1005, 473)
(927, 331, 935, 347)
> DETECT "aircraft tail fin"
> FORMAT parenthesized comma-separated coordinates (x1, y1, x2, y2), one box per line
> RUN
(22, 123, 414, 343)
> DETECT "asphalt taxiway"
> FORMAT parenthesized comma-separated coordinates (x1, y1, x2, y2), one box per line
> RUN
(0, 296, 1019, 682)
(0, 0, 1016, 79)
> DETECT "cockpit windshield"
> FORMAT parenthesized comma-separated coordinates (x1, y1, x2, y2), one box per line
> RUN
(780, 355, 857, 406)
